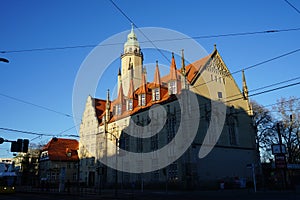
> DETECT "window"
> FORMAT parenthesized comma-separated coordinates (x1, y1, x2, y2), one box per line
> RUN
(117, 104, 122, 115)
(127, 99, 133, 111)
(152, 88, 160, 101)
(168, 162, 178, 180)
(169, 81, 177, 94)
(138, 95, 141, 106)
(73, 173, 77, 181)
(155, 88, 160, 101)
(228, 117, 237, 145)
(167, 115, 176, 142)
(218, 92, 223, 99)
(141, 94, 146, 106)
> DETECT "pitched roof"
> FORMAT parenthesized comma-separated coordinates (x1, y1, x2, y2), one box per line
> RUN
(169, 52, 177, 80)
(115, 82, 124, 104)
(185, 53, 212, 83)
(94, 98, 106, 122)
(127, 78, 135, 99)
(153, 61, 161, 86)
(93, 50, 216, 124)
(135, 73, 147, 95)
(42, 138, 79, 162)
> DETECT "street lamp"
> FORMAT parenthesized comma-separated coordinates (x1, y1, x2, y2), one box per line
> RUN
(106, 126, 119, 197)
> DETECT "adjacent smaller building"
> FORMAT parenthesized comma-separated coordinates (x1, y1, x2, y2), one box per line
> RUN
(39, 138, 79, 187)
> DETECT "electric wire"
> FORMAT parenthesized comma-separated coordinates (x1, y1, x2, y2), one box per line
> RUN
(284, 0, 300, 15)
(0, 93, 74, 118)
(1, 27, 300, 54)
(191, 48, 300, 90)
(109, 0, 171, 63)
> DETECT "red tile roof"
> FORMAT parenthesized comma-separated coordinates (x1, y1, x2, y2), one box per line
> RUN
(115, 82, 125, 104)
(153, 61, 161, 86)
(42, 138, 79, 162)
(94, 50, 215, 124)
(127, 78, 135, 98)
(135, 73, 147, 95)
(185, 53, 212, 83)
(169, 52, 177, 80)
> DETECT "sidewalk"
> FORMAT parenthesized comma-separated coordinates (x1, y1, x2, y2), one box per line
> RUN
(16, 186, 300, 200)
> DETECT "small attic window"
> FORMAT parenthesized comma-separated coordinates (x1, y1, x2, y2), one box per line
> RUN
(66, 148, 72, 157)
(218, 92, 223, 99)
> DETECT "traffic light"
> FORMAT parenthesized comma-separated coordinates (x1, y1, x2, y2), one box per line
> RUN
(0, 137, 4, 144)
(10, 139, 29, 153)
(23, 139, 29, 153)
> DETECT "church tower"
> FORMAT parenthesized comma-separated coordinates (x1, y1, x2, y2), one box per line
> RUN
(121, 24, 143, 96)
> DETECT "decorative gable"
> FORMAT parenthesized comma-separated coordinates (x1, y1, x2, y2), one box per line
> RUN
(205, 52, 231, 78)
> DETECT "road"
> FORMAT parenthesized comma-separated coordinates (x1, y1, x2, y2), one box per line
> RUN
(1, 190, 300, 200)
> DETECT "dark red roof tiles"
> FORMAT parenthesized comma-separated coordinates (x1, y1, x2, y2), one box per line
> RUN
(42, 138, 79, 162)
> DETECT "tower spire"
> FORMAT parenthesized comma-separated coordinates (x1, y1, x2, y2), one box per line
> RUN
(169, 52, 177, 80)
(153, 60, 161, 86)
(116, 81, 124, 106)
(127, 77, 135, 99)
(181, 49, 188, 90)
(105, 89, 111, 122)
(242, 70, 248, 100)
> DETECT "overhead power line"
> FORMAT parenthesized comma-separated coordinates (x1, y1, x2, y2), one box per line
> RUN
(1, 27, 300, 54)
(192, 47, 300, 89)
(0, 93, 74, 118)
(284, 0, 300, 15)
(109, 0, 171, 63)
(0, 127, 79, 138)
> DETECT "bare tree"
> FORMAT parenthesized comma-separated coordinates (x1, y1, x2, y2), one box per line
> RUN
(251, 101, 277, 162)
(273, 97, 300, 164)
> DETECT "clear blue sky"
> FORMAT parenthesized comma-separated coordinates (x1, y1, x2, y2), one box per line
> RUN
(0, 0, 300, 157)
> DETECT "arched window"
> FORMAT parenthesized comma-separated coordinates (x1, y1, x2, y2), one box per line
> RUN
(227, 116, 237, 145)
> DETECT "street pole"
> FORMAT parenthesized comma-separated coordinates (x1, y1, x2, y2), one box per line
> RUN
(252, 164, 257, 193)
(277, 123, 287, 189)
(115, 137, 118, 197)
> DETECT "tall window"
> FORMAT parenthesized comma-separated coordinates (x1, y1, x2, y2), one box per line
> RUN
(152, 88, 160, 101)
(167, 112, 176, 142)
(116, 104, 121, 115)
(169, 81, 177, 94)
(228, 117, 237, 145)
(168, 162, 178, 180)
(127, 99, 133, 111)
(141, 94, 146, 106)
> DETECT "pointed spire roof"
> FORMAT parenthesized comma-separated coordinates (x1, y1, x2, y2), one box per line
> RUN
(136, 73, 147, 95)
(124, 24, 139, 48)
(127, 78, 135, 99)
(181, 49, 186, 75)
(169, 52, 177, 80)
(242, 70, 249, 99)
(141, 73, 147, 93)
(116, 82, 124, 104)
(153, 60, 161, 86)
(106, 89, 110, 106)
